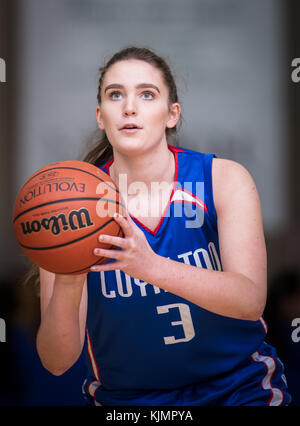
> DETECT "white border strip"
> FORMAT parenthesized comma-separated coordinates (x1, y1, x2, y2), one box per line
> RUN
(251, 351, 284, 406)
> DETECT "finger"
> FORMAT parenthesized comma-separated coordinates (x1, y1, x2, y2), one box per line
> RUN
(114, 212, 134, 236)
(94, 247, 122, 260)
(121, 207, 135, 224)
(90, 260, 123, 272)
(98, 234, 128, 248)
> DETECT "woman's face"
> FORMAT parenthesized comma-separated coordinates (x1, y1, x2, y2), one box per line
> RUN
(96, 59, 180, 157)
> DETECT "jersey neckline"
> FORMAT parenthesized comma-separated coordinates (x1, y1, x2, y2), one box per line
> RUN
(102, 145, 184, 236)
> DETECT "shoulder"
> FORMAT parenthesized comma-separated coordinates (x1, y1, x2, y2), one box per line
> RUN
(212, 157, 254, 181)
(212, 158, 260, 213)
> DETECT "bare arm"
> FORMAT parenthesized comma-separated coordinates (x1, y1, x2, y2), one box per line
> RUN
(91, 158, 267, 321)
(140, 159, 267, 320)
(36, 268, 87, 375)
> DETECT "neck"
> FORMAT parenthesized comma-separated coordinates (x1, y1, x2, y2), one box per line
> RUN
(110, 143, 175, 189)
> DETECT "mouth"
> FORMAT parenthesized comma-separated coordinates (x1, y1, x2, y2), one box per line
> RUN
(119, 123, 142, 133)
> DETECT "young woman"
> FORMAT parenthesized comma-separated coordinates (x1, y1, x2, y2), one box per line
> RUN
(36, 47, 291, 406)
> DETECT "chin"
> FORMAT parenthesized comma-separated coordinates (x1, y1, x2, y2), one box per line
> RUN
(114, 139, 146, 155)
(112, 132, 165, 156)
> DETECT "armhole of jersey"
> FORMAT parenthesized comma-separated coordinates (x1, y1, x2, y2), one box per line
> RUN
(204, 154, 218, 228)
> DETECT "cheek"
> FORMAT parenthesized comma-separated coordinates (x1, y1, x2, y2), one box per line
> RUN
(100, 106, 116, 128)
(145, 104, 170, 126)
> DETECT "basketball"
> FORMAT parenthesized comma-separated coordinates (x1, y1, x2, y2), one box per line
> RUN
(13, 160, 125, 274)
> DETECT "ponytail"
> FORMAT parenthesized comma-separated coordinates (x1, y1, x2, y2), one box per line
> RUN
(81, 129, 113, 167)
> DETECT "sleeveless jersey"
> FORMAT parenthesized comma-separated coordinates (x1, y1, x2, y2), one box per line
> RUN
(82, 145, 291, 406)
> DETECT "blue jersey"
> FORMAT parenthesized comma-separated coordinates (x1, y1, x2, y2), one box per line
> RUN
(82, 146, 291, 406)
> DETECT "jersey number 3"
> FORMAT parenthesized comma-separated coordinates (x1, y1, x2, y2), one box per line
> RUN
(156, 303, 195, 344)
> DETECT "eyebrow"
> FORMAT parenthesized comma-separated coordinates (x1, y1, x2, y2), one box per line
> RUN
(104, 83, 160, 94)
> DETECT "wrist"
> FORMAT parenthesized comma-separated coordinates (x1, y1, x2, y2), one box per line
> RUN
(53, 273, 86, 301)
(141, 252, 165, 286)
(55, 273, 86, 285)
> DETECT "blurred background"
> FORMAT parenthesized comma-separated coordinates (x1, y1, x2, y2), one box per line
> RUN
(0, 0, 299, 406)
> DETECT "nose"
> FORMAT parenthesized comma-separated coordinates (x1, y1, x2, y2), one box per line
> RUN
(123, 95, 137, 116)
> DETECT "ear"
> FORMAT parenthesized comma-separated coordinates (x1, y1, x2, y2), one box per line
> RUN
(166, 103, 181, 129)
(96, 106, 105, 130)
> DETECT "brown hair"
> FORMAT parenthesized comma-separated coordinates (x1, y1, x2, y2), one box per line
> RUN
(26, 46, 181, 290)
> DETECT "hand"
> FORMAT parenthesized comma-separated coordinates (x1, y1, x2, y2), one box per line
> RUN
(90, 211, 157, 280)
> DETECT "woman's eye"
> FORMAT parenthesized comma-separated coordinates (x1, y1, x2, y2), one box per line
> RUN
(109, 91, 122, 100)
(141, 91, 154, 100)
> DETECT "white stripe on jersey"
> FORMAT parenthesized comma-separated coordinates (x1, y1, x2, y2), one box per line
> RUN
(87, 380, 102, 406)
(171, 188, 207, 211)
(88, 380, 100, 398)
(259, 317, 268, 334)
(251, 351, 284, 406)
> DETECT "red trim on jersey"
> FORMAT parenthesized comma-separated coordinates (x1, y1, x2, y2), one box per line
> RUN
(103, 144, 179, 236)
(167, 144, 185, 153)
(104, 158, 114, 171)
(86, 328, 101, 383)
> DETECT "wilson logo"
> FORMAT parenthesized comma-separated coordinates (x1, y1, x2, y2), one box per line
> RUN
(20, 208, 94, 236)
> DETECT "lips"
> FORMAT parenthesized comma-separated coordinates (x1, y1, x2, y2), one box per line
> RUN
(119, 123, 142, 130)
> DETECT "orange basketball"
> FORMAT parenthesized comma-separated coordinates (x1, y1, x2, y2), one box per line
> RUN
(13, 160, 125, 274)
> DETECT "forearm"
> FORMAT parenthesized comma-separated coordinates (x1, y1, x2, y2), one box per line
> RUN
(142, 254, 266, 321)
(36, 276, 84, 375)
(91, 215, 266, 321)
